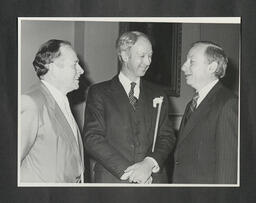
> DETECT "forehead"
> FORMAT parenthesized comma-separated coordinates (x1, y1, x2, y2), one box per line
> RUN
(58, 45, 78, 61)
(131, 37, 152, 53)
(188, 44, 207, 58)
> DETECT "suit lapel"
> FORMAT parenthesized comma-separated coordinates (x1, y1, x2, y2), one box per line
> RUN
(39, 82, 80, 155)
(76, 124, 84, 170)
(111, 75, 134, 112)
(139, 80, 154, 134)
(178, 82, 222, 145)
(111, 76, 139, 145)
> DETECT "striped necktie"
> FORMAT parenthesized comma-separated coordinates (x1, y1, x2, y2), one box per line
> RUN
(184, 92, 199, 125)
(128, 82, 138, 109)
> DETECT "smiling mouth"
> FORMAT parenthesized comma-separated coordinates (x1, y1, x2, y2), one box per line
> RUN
(141, 66, 148, 71)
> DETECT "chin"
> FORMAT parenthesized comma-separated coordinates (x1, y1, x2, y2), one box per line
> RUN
(138, 71, 146, 76)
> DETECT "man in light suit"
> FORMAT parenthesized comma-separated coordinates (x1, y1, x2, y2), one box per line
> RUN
(173, 41, 238, 184)
(83, 31, 176, 184)
(20, 39, 84, 183)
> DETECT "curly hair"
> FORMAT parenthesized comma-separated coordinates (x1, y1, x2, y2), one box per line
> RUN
(116, 31, 150, 63)
(32, 39, 71, 78)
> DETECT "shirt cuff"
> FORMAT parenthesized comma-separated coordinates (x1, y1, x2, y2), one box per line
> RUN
(145, 157, 160, 173)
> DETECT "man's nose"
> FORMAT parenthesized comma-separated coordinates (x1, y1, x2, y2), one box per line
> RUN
(144, 56, 151, 66)
(181, 61, 188, 72)
(77, 64, 84, 75)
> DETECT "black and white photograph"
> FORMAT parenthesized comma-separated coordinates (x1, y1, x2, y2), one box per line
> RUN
(1, 0, 256, 201)
(18, 17, 240, 187)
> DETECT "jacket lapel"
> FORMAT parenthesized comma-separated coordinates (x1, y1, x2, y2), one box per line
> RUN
(39, 82, 80, 155)
(76, 124, 84, 171)
(139, 80, 154, 135)
(111, 75, 134, 111)
(177, 82, 222, 145)
(110, 76, 134, 135)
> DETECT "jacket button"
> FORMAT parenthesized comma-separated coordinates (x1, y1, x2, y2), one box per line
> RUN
(175, 161, 180, 165)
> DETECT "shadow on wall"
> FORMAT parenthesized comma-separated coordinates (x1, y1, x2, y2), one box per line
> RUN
(67, 55, 92, 133)
(67, 55, 92, 106)
(67, 55, 92, 182)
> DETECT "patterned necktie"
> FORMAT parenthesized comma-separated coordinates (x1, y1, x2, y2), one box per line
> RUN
(128, 82, 138, 109)
(184, 92, 199, 125)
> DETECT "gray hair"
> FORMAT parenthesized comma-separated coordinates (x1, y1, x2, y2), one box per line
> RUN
(192, 41, 228, 78)
(116, 31, 151, 63)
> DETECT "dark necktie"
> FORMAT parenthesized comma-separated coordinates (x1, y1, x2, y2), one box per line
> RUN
(128, 82, 138, 109)
(183, 92, 199, 125)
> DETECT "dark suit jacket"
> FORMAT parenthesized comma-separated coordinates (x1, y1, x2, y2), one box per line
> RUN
(173, 82, 238, 184)
(21, 82, 84, 183)
(83, 76, 176, 183)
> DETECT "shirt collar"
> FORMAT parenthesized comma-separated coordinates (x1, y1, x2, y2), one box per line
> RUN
(118, 71, 140, 98)
(197, 79, 219, 107)
(41, 80, 69, 106)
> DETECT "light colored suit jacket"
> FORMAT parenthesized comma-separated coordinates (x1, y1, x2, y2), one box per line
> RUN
(20, 82, 84, 183)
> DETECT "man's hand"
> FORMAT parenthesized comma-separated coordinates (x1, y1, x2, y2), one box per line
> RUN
(120, 158, 155, 184)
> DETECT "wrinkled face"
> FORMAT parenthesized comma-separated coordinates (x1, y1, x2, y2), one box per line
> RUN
(122, 37, 153, 81)
(52, 45, 84, 94)
(182, 44, 212, 91)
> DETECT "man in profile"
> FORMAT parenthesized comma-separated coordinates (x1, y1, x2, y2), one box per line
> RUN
(173, 41, 238, 184)
(20, 39, 85, 183)
(83, 31, 176, 184)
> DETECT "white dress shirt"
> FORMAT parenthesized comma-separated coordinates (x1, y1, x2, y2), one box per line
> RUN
(196, 79, 219, 108)
(118, 72, 160, 173)
(119, 71, 140, 99)
(41, 80, 78, 143)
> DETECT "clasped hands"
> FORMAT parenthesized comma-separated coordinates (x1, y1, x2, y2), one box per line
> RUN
(120, 158, 155, 184)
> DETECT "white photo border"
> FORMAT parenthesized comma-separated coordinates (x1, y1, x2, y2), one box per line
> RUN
(18, 17, 241, 187)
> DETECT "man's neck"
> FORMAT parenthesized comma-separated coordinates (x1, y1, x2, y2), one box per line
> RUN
(41, 77, 67, 95)
(120, 69, 139, 82)
(195, 77, 218, 93)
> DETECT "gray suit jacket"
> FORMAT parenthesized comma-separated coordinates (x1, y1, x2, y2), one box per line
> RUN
(20, 82, 84, 183)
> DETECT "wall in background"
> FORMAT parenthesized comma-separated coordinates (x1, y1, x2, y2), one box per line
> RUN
(20, 21, 240, 130)
(200, 23, 240, 93)
(20, 21, 75, 93)
(72, 21, 119, 130)
(170, 23, 240, 130)
(83, 21, 119, 83)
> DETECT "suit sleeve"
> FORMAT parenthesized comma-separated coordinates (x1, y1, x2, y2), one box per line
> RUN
(216, 97, 238, 184)
(147, 93, 176, 169)
(83, 86, 132, 179)
(20, 95, 39, 164)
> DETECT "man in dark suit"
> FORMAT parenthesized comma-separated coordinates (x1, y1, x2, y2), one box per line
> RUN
(20, 39, 84, 183)
(173, 41, 238, 184)
(83, 31, 176, 184)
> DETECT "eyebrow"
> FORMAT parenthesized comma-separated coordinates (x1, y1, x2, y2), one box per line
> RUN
(138, 50, 153, 54)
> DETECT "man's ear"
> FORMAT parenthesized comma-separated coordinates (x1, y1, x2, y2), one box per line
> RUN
(120, 51, 129, 62)
(45, 63, 53, 73)
(46, 62, 58, 75)
(208, 61, 218, 74)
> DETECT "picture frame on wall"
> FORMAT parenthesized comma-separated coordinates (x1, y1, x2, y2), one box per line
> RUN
(119, 22, 182, 97)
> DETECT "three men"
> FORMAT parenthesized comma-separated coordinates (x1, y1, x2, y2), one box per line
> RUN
(83, 31, 176, 183)
(20, 39, 84, 183)
(173, 41, 238, 184)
